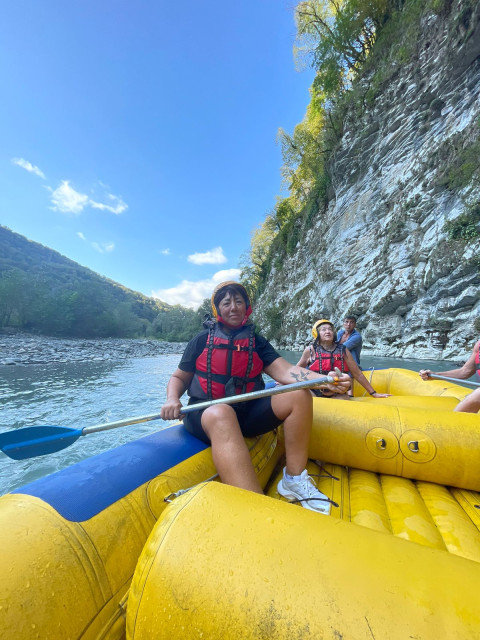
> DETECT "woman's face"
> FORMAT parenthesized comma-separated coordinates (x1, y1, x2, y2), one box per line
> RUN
(217, 292, 247, 326)
(318, 324, 334, 342)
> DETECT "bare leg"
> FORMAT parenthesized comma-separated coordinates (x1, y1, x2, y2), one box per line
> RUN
(454, 388, 480, 413)
(271, 389, 312, 476)
(201, 404, 263, 493)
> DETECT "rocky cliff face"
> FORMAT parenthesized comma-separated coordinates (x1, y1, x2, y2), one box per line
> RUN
(254, 1, 480, 361)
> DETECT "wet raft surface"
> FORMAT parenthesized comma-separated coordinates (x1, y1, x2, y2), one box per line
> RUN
(267, 460, 480, 563)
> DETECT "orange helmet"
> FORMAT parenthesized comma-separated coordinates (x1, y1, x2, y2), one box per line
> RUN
(211, 281, 252, 321)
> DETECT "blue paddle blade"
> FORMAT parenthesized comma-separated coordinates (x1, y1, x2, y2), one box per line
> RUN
(0, 426, 83, 460)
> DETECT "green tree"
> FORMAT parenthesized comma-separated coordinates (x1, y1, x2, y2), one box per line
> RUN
(294, 0, 387, 101)
(277, 99, 327, 206)
(0, 269, 31, 327)
(196, 298, 213, 324)
(152, 305, 202, 342)
(240, 216, 278, 296)
(35, 291, 76, 335)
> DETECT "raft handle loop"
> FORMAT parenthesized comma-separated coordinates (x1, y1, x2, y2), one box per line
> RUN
(164, 487, 194, 503)
(408, 440, 419, 453)
(164, 473, 220, 503)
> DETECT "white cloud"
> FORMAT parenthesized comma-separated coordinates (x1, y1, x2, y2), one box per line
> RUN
(77, 231, 114, 254)
(152, 268, 241, 309)
(160, 248, 171, 255)
(50, 181, 89, 214)
(90, 193, 127, 215)
(92, 241, 115, 254)
(188, 246, 227, 265)
(12, 157, 45, 179)
(49, 180, 127, 215)
(11, 159, 127, 215)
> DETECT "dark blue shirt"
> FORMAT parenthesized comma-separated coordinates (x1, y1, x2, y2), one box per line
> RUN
(337, 328, 362, 366)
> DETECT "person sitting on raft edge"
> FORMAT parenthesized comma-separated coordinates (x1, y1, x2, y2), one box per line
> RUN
(160, 281, 351, 515)
(296, 319, 390, 399)
(337, 315, 362, 367)
(419, 338, 480, 413)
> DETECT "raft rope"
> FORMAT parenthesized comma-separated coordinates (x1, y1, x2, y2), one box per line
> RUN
(302, 459, 340, 508)
(359, 367, 375, 397)
(312, 460, 340, 482)
(292, 497, 339, 507)
(164, 439, 341, 508)
(164, 474, 219, 503)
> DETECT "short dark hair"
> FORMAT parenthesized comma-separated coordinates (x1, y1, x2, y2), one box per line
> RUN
(214, 284, 249, 311)
(344, 315, 357, 322)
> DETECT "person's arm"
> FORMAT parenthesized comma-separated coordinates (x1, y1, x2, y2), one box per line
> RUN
(341, 331, 362, 352)
(161, 369, 194, 420)
(296, 348, 311, 368)
(343, 349, 390, 397)
(264, 357, 351, 394)
(419, 341, 479, 380)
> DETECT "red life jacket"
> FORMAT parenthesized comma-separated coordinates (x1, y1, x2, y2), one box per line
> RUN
(189, 324, 265, 401)
(308, 343, 349, 374)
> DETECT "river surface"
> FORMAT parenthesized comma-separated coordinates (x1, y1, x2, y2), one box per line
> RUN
(0, 350, 462, 495)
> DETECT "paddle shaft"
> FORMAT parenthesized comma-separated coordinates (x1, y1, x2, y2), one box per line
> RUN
(427, 373, 480, 388)
(0, 375, 339, 460)
(83, 375, 336, 435)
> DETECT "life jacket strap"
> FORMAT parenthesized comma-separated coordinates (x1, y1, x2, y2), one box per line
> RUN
(204, 324, 256, 399)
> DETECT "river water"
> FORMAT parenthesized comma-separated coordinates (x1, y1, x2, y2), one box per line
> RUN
(0, 350, 461, 496)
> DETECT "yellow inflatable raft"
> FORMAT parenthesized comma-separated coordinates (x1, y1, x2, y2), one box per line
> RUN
(1, 369, 479, 639)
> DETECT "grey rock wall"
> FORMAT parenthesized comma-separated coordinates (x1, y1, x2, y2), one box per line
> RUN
(254, 1, 480, 361)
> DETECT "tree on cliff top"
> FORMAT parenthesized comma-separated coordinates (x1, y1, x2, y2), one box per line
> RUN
(241, 0, 395, 303)
(294, 0, 388, 101)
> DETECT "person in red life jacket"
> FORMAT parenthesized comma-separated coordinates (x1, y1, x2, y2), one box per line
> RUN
(419, 339, 480, 413)
(296, 319, 390, 399)
(160, 281, 350, 515)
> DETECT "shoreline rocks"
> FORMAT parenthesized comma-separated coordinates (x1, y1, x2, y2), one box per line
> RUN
(0, 334, 188, 366)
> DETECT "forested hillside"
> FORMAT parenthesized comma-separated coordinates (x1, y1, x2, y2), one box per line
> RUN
(0, 226, 206, 340)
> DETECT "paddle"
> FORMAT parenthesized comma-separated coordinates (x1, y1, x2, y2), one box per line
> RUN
(0, 375, 338, 461)
(426, 373, 480, 388)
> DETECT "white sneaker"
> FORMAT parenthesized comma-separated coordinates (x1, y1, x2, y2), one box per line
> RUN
(277, 468, 331, 515)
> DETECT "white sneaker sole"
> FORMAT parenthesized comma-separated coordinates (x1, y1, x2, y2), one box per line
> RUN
(277, 480, 331, 515)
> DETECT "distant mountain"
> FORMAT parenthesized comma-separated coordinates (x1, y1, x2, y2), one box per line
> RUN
(0, 225, 203, 340)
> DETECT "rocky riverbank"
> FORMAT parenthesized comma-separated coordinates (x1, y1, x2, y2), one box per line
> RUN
(0, 334, 188, 366)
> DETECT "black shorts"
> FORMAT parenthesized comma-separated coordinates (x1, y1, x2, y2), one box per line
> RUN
(312, 388, 335, 397)
(182, 397, 283, 444)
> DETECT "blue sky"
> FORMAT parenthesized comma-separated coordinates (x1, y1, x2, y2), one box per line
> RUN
(0, 1, 314, 308)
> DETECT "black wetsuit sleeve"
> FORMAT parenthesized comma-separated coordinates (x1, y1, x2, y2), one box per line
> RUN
(255, 334, 281, 368)
(178, 331, 208, 372)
